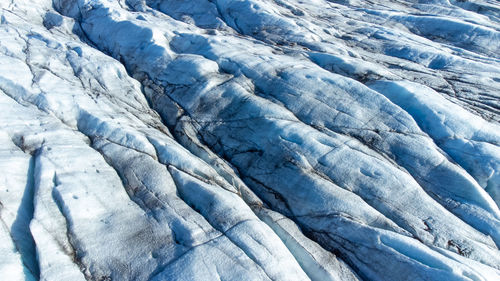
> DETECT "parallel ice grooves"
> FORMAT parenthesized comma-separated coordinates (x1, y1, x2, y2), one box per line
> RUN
(1, 0, 500, 280)
(369, 80, 500, 210)
(256, 208, 361, 281)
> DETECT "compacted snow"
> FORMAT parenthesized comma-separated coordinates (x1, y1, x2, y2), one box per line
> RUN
(1, 0, 500, 280)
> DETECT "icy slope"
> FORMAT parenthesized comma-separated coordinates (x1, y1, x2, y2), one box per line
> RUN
(0, 0, 500, 280)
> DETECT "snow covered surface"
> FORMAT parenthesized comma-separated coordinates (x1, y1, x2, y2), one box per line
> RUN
(0, 0, 500, 280)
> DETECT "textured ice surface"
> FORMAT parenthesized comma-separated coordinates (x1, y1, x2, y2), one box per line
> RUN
(1, 0, 500, 280)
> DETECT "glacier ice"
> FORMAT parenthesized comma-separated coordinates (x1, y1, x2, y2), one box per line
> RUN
(1, 0, 500, 280)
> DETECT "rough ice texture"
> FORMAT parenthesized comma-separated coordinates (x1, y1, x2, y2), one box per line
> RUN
(0, 0, 500, 280)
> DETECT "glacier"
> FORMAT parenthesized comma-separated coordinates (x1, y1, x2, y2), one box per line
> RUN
(0, 0, 500, 280)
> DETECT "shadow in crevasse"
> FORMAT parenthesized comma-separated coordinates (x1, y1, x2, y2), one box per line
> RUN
(11, 155, 40, 280)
